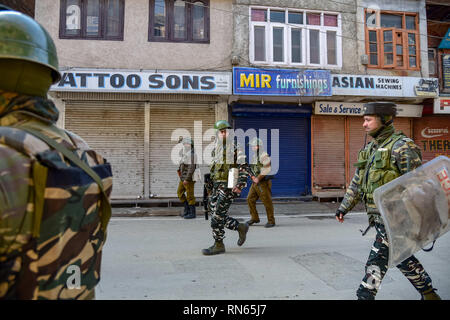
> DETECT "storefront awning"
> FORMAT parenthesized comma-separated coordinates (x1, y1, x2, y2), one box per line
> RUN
(438, 28, 450, 49)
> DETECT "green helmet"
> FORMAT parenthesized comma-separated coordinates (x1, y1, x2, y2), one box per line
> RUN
(249, 137, 263, 147)
(0, 10, 60, 96)
(362, 102, 397, 117)
(214, 120, 232, 130)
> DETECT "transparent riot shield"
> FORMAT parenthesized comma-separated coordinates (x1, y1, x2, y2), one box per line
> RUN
(373, 156, 450, 267)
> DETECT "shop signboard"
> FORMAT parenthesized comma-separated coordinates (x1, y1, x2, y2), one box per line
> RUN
(233, 67, 332, 96)
(443, 54, 450, 91)
(434, 98, 450, 114)
(332, 74, 439, 97)
(51, 69, 232, 95)
(315, 101, 423, 117)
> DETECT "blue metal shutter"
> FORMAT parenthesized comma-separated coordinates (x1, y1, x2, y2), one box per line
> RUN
(232, 107, 311, 198)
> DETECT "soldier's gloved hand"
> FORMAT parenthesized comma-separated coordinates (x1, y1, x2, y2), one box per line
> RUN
(335, 209, 346, 223)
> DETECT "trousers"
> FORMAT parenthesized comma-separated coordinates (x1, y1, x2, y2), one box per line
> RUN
(208, 182, 240, 241)
(247, 180, 274, 224)
(357, 222, 433, 299)
(177, 180, 195, 205)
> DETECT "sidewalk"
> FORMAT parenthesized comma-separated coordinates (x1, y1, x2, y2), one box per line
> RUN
(111, 199, 365, 218)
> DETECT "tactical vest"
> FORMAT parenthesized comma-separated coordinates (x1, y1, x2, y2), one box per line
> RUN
(355, 132, 404, 209)
(210, 142, 238, 181)
(0, 122, 112, 300)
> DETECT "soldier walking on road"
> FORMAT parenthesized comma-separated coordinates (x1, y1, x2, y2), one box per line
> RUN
(335, 102, 441, 300)
(246, 137, 275, 228)
(0, 8, 113, 299)
(202, 120, 250, 255)
(177, 137, 197, 219)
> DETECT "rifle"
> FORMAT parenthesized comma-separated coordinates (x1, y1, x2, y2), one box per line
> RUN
(203, 173, 212, 220)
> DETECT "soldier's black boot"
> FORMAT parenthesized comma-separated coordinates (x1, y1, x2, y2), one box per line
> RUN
(184, 205, 196, 219)
(237, 222, 249, 246)
(202, 240, 225, 255)
(421, 288, 441, 300)
(180, 202, 189, 217)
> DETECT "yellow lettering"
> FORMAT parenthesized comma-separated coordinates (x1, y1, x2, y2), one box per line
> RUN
(240, 74, 254, 88)
(262, 74, 271, 88)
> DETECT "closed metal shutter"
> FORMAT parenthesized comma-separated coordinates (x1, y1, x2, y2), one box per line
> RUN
(312, 115, 346, 192)
(347, 117, 367, 186)
(233, 112, 311, 198)
(65, 101, 145, 199)
(149, 104, 215, 198)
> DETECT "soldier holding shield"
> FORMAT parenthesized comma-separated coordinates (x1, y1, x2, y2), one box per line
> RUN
(335, 102, 441, 300)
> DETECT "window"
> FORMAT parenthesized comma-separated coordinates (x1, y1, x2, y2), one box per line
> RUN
(60, 0, 124, 40)
(365, 9, 420, 70)
(249, 7, 342, 68)
(428, 48, 437, 77)
(149, 0, 209, 43)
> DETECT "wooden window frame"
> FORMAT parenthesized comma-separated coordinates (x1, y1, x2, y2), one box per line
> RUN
(148, 0, 210, 43)
(365, 9, 420, 71)
(59, 0, 124, 41)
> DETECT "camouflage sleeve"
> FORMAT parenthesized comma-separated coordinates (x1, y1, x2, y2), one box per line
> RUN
(338, 168, 362, 214)
(0, 144, 33, 297)
(236, 145, 249, 190)
(0, 145, 32, 248)
(391, 137, 422, 174)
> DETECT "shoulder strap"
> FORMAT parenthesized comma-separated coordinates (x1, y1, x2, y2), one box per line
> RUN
(19, 127, 111, 232)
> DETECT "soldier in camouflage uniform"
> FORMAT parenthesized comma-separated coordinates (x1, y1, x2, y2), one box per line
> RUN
(336, 102, 440, 300)
(177, 137, 197, 219)
(0, 9, 112, 299)
(246, 137, 275, 228)
(202, 120, 250, 255)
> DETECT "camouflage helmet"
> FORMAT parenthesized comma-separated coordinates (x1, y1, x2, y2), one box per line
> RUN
(214, 120, 232, 130)
(249, 137, 263, 147)
(362, 102, 397, 117)
(0, 10, 61, 84)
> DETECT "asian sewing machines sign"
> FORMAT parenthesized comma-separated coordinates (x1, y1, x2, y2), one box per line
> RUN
(233, 67, 332, 96)
(332, 74, 439, 97)
(51, 69, 232, 94)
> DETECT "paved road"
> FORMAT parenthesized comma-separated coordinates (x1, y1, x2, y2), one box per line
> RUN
(96, 212, 450, 301)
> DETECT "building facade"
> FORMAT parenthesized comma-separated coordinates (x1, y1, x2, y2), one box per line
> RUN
(35, 0, 233, 200)
(230, 0, 442, 199)
(33, 0, 446, 201)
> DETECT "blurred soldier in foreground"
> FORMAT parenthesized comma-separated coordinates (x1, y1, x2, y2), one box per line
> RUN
(0, 9, 112, 299)
(202, 120, 249, 255)
(335, 102, 440, 300)
(246, 137, 275, 228)
(177, 137, 197, 219)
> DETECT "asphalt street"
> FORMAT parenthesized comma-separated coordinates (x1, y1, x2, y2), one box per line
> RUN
(96, 209, 450, 301)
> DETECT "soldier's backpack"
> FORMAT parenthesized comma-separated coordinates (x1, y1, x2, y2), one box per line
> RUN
(0, 123, 112, 299)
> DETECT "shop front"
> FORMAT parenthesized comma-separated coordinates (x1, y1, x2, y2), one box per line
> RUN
(50, 69, 232, 200)
(310, 73, 438, 199)
(414, 97, 450, 162)
(232, 67, 333, 198)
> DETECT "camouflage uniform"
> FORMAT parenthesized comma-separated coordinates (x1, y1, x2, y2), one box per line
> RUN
(208, 139, 248, 241)
(0, 91, 112, 299)
(177, 143, 197, 206)
(338, 124, 434, 299)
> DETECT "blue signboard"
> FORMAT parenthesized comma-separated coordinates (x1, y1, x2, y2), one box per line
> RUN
(438, 27, 450, 49)
(233, 67, 332, 96)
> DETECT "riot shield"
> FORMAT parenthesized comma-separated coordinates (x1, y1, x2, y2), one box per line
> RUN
(373, 156, 450, 267)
